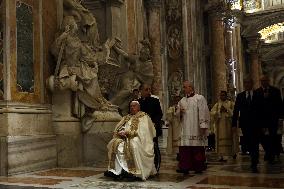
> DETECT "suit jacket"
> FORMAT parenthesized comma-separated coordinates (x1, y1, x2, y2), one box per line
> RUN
(232, 90, 256, 129)
(254, 86, 283, 128)
(138, 96, 163, 136)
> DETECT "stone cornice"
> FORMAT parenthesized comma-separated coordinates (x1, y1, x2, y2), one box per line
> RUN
(106, 0, 124, 7)
(83, 0, 105, 9)
(145, 0, 161, 9)
(206, 1, 243, 24)
(242, 9, 284, 37)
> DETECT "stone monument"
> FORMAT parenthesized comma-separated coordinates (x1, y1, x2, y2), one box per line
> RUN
(47, 0, 124, 167)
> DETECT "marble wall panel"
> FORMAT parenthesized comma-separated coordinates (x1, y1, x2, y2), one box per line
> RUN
(10, 0, 41, 103)
(16, 1, 34, 93)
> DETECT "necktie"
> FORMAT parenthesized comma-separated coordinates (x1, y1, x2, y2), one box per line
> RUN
(247, 91, 251, 104)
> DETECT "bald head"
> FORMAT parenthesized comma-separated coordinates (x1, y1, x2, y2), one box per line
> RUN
(183, 81, 194, 95)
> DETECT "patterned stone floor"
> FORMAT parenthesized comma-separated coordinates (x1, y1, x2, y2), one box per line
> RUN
(0, 136, 283, 188)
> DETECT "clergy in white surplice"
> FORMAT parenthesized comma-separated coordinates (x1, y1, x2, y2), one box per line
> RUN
(166, 96, 182, 156)
(211, 91, 237, 161)
(175, 81, 210, 174)
(105, 101, 156, 181)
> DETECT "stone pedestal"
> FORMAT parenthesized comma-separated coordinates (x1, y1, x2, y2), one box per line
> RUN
(0, 102, 56, 176)
(52, 90, 121, 167)
(83, 121, 118, 166)
(52, 90, 83, 167)
(54, 119, 82, 167)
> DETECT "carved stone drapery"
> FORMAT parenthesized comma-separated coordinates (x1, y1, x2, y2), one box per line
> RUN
(145, 0, 161, 9)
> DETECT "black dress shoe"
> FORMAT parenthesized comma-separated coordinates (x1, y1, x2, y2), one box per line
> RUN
(176, 169, 189, 174)
(104, 171, 119, 178)
(218, 158, 227, 162)
(194, 170, 203, 174)
(251, 167, 259, 173)
(250, 164, 259, 173)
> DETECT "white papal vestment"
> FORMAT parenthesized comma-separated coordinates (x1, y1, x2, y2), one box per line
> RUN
(107, 112, 156, 180)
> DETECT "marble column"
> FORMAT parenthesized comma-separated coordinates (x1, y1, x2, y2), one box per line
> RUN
(247, 37, 261, 89)
(184, 0, 207, 97)
(233, 24, 244, 92)
(209, 13, 227, 103)
(145, 0, 162, 98)
(224, 17, 240, 99)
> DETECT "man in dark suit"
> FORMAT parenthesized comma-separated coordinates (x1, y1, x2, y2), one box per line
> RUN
(232, 78, 259, 172)
(254, 75, 283, 164)
(138, 83, 163, 172)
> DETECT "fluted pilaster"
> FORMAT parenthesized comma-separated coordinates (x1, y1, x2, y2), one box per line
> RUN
(145, 0, 162, 97)
(209, 12, 227, 103)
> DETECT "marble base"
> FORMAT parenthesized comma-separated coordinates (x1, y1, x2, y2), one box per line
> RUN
(8, 135, 57, 175)
(83, 121, 118, 166)
(0, 102, 56, 176)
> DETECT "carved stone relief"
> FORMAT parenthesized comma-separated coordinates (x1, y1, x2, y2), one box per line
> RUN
(165, 0, 184, 104)
(168, 70, 183, 99)
(243, 0, 262, 12)
(167, 25, 182, 60)
(109, 39, 154, 115)
(48, 0, 124, 132)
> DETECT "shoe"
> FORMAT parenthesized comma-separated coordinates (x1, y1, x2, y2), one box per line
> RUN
(176, 153, 180, 161)
(194, 170, 203, 174)
(218, 158, 227, 162)
(264, 154, 268, 161)
(250, 164, 259, 173)
(251, 167, 259, 173)
(104, 171, 119, 178)
(176, 169, 189, 174)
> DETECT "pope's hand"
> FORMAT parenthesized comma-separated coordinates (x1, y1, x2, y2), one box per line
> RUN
(180, 105, 186, 113)
(118, 131, 126, 137)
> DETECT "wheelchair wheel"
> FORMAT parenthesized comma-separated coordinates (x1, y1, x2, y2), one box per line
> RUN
(154, 140, 161, 172)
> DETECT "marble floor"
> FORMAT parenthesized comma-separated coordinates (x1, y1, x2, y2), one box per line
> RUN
(0, 137, 283, 189)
